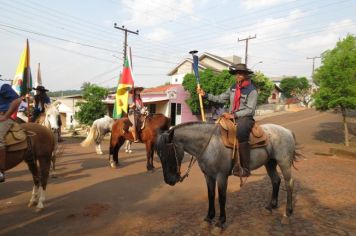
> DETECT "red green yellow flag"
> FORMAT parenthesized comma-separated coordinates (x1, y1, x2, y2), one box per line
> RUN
(112, 54, 134, 119)
(12, 39, 33, 96)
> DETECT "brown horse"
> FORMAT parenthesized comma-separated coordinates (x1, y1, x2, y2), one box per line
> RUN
(6, 123, 55, 211)
(110, 113, 170, 171)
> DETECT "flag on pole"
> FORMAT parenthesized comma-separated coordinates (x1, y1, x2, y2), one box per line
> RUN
(34, 63, 42, 95)
(112, 49, 134, 119)
(12, 39, 32, 96)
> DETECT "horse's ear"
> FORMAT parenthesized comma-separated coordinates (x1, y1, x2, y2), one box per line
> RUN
(44, 103, 49, 110)
(168, 129, 174, 142)
(52, 100, 61, 108)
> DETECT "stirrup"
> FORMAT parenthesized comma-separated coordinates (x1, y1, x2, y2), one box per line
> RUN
(0, 172, 5, 183)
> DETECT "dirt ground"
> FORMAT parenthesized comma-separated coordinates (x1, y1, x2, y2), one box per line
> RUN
(0, 109, 355, 236)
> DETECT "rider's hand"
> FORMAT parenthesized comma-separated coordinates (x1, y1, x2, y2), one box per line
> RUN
(196, 88, 205, 96)
(118, 99, 123, 106)
(222, 113, 234, 119)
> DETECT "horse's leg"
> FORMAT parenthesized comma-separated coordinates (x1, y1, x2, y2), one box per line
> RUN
(95, 143, 103, 155)
(265, 159, 281, 211)
(51, 152, 57, 178)
(36, 154, 51, 210)
(215, 174, 228, 229)
(204, 174, 216, 224)
(25, 154, 40, 208)
(280, 165, 294, 224)
(110, 138, 125, 168)
(145, 141, 155, 171)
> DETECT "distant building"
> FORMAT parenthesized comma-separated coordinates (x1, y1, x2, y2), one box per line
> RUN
(105, 52, 242, 124)
(52, 94, 83, 128)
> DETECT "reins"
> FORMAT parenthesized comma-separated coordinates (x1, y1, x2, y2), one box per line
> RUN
(177, 123, 219, 182)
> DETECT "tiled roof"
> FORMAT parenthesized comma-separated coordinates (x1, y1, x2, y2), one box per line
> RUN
(142, 84, 180, 94)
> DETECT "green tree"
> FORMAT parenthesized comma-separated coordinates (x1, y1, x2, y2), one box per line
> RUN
(313, 35, 356, 146)
(75, 83, 108, 125)
(182, 69, 273, 113)
(182, 69, 234, 113)
(280, 76, 311, 99)
(251, 72, 274, 105)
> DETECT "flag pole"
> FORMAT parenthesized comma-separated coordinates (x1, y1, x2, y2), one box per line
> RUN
(189, 50, 205, 121)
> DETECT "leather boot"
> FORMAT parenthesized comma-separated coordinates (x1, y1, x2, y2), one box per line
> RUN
(233, 142, 251, 177)
(0, 148, 6, 183)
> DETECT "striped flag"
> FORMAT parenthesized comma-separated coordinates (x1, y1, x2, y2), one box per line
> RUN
(34, 63, 42, 95)
(12, 39, 32, 96)
(112, 50, 134, 119)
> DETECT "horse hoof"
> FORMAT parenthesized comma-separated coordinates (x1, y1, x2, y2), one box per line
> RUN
(28, 201, 37, 208)
(147, 169, 155, 173)
(281, 215, 290, 225)
(110, 162, 118, 169)
(97, 152, 103, 155)
(51, 174, 58, 179)
(35, 207, 43, 213)
(200, 220, 211, 229)
(211, 226, 223, 235)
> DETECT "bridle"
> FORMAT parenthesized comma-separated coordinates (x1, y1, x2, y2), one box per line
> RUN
(167, 123, 219, 183)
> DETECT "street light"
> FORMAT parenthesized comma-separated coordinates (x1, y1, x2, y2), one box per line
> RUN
(251, 61, 263, 70)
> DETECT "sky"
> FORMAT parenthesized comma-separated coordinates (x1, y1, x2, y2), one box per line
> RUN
(0, 0, 355, 92)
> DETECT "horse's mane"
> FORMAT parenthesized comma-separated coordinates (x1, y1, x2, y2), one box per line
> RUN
(169, 121, 214, 132)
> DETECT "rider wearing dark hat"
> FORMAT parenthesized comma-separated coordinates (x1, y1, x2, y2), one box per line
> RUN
(32, 85, 51, 122)
(128, 87, 144, 143)
(197, 63, 258, 177)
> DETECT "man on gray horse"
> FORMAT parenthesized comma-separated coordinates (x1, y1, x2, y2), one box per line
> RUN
(0, 81, 22, 182)
(197, 63, 258, 177)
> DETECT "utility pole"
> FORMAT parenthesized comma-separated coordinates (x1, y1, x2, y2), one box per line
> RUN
(306, 56, 321, 78)
(238, 34, 256, 66)
(114, 23, 139, 66)
(307, 57, 321, 81)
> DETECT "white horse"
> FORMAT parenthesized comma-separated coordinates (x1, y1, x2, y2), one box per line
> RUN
(81, 115, 114, 155)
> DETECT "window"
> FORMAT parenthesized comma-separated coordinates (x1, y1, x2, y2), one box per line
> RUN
(175, 78, 178, 82)
(176, 103, 181, 115)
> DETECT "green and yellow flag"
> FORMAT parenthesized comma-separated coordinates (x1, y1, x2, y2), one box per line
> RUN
(12, 39, 32, 96)
(112, 53, 134, 119)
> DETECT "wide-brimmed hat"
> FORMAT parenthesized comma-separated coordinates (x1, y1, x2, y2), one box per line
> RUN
(32, 85, 49, 92)
(133, 87, 144, 92)
(228, 63, 253, 75)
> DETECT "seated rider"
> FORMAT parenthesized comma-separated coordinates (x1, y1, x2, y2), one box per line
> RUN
(31, 85, 51, 122)
(0, 81, 22, 182)
(197, 63, 258, 177)
(128, 87, 144, 143)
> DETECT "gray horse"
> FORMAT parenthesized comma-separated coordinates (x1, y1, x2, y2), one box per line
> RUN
(156, 121, 300, 229)
(81, 115, 114, 154)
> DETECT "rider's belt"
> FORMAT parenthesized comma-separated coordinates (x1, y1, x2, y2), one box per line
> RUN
(0, 111, 5, 115)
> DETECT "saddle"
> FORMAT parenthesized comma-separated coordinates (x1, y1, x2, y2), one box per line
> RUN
(217, 117, 268, 149)
(5, 123, 28, 152)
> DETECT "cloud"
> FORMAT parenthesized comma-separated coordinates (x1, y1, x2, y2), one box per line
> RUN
(288, 19, 355, 53)
(241, 0, 295, 9)
(121, 0, 204, 27)
(146, 28, 173, 41)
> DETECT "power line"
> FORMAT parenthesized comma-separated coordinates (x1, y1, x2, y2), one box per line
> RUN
(113, 23, 139, 66)
(238, 35, 257, 66)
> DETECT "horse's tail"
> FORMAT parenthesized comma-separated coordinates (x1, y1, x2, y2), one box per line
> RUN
(292, 132, 305, 170)
(81, 125, 97, 147)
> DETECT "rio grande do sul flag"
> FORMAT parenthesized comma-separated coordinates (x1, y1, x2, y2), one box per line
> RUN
(112, 50, 134, 119)
(12, 39, 32, 96)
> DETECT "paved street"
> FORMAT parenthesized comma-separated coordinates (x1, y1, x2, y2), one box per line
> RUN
(0, 109, 355, 236)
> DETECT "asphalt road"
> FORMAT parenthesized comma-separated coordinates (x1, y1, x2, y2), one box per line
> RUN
(0, 109, 355, 236)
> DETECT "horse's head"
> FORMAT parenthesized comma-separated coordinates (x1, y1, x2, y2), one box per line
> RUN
(156, 129, 184, 186)
(44, 104, 60, 131)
